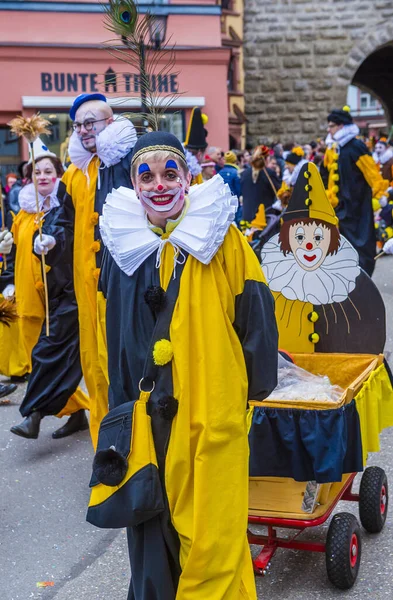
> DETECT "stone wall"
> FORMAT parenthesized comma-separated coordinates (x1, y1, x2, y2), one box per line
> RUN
(243, 0, 393, 144)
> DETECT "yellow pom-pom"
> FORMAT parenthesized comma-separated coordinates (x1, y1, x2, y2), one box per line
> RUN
(201, 113, 208, 125)
(90, 212, 99, 226)
(309, 333, 320, 344)
(305, 184, 312, 192)
(304, 171, 311, 179)
(332, 173, 339, 182)
(333, 185, 339, 194)
(386, 226, 393, 239)
(308, 311, 319, 323)
(372, 197, 381, 212)
(90, 240, 101, 253)
(292, 146, 304, 157)
(153, 339, 173, 366)
(343, 105, 351, 112)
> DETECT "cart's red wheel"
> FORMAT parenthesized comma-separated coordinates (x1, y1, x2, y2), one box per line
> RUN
(381, 485, 387, 515)
(359, 466, 388, 533)
(326, 512, 361, 590)
(349, 533, 359, 568)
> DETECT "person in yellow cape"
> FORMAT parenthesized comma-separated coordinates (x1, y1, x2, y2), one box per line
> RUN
(261, 162, 387, 356)
(98, 131, 278, 599)
(35, 93, 137, 447)
(2, 139, 89, 439)
(0, 228, 20, 398)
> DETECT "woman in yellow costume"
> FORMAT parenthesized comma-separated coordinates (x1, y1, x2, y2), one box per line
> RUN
(6, 139, 88, 439)
(97, 131, 278, 599)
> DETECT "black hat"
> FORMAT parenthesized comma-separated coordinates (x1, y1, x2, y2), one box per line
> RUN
(285, 146, 305, 165)
(184, 107, 208, 151)
(327, 106, 353, 126)
(131, 131, 186, 165)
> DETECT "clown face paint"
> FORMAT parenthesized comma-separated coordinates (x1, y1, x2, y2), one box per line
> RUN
(134, 155, 191, 227)
(289, 222, 331, 271)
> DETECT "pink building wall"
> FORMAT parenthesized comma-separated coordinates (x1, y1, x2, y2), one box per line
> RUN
(0, 6, 229, 151)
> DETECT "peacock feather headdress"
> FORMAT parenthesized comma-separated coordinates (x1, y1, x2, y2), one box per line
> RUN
(102, 0, 180, 132)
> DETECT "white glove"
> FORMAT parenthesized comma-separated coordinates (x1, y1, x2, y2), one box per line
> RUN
(272, 199, 283, 211)
(383, 238, 393, 255)
(0, 230, 13, 255)
(2, 284, 15, 300)
(379, 196, 388, 208)
(34, 234, 56, 255)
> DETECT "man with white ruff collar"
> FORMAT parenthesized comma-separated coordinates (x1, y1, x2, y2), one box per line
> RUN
(324, 106, 389, 276)
(94, 131, 278, 599)
(35, 93, 137, 447)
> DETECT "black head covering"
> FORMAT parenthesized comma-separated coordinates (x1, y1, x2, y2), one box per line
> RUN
(131, 131, 186, 165)
(184, 107, 208, 151)
(327, 108, 353, 126)
(285, 152, 304, 166)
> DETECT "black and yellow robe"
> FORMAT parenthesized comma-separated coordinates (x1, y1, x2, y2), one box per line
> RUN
(99, 220, 278, 599)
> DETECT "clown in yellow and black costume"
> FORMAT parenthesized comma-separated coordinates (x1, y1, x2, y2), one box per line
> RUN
(262, 162, 387, 355)
(0, 140, 89, 439)
(96, 131, 278, 599)
(324, 107, 389, 276)
(39, 93, 137, 447)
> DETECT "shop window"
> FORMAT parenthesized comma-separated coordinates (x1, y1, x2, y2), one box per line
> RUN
(0, 127, 20, 186)
(39, 110, 184, 159)
(227, 55, 237, 92)
(221, 0, 234, 10)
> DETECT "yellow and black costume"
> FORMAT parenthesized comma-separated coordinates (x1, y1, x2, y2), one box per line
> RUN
(3, 182, 88, 419)
(97, 132, 278, 599)
(324, 108, 389, 276)
(42, 109, 137, 447)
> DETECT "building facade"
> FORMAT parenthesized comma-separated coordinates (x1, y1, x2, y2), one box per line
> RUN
(0, 0, 233, 178)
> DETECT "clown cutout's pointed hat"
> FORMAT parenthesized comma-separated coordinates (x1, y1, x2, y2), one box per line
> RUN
(283, 162, 339, 226)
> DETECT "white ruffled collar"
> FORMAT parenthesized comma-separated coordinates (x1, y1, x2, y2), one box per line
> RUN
(261, 233, 361, 305)
(68, 116, 137, 173)
(333, 124, 360, 148)
(18, 180, 60, 214)
(100, 174, 238, 276)
(380, 147, 393, 165)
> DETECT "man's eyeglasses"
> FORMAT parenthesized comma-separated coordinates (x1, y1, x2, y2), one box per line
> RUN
(72, 118, 108, 133)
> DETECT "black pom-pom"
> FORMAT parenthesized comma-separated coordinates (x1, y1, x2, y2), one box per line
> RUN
(144, 286, 167, 313)
(158, 396, 179, 420)
(92, 447, 128, 486)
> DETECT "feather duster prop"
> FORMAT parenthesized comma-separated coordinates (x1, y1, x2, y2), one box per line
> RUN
(102, 0, 180, 132)
(0, 299, 18, 327)
(8, 113, 51, 336)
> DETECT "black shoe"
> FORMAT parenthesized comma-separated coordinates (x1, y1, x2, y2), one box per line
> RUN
(0, 383, 17, 399)
(52, 410, 89, 439)
(10, 374, 29, 383)
(10, 412, 42, 439)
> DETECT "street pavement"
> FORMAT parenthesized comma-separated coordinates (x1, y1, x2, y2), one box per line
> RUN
(1, 256, 393, 600)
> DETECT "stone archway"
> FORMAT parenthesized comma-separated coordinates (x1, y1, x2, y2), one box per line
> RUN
(243, 3, 393, 144)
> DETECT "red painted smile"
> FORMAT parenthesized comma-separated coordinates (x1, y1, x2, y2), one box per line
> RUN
(304, 254, 317, 262)
(150, 195, 174, 205)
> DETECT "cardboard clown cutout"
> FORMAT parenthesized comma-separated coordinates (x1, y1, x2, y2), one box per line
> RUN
(261, 162, 386, 354)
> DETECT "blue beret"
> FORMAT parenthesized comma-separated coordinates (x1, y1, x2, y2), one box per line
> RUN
(69, 93, 107, 120)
